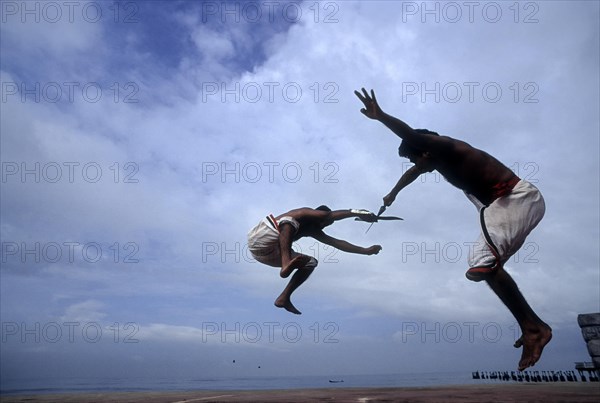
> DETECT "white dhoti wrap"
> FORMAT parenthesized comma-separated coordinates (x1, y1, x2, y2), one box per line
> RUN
(247, 215, 318, 269)
(466, 180, 545, 269)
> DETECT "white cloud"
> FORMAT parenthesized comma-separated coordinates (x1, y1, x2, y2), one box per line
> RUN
(60, 299, 107, 323)
(1, 0, 598, 381)
(191, 25, 235, 61)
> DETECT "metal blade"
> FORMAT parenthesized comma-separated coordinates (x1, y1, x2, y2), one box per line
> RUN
(365, 205, 386, 233)
(373, 216, 403, 220)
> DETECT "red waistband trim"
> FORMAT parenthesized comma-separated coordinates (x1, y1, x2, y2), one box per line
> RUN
(266, 214, 279, 231)
(491, 176, 520, 200)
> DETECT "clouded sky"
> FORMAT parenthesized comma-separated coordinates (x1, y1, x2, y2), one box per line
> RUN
(1, 0, 599, 388)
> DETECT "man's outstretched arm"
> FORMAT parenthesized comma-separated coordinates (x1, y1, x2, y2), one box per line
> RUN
(383, 164, 423, 207)
(354, 88, 439, 150)
(326, 209, 378, 222)
(312, 231, 382, 255)
(283, 208, 377, 226)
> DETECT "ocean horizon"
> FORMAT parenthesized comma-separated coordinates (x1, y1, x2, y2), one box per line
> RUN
(1, 370, 582, 396)
(0, 371, 478, 395)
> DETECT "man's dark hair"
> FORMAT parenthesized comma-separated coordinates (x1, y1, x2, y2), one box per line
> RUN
(398, 128, 439, 159)
(316, 205, 332, 212)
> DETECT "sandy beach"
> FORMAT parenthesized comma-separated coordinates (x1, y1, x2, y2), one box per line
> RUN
(2, 383, 599, 403)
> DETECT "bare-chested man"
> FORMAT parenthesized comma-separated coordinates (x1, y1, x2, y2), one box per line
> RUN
(247, 206, 382, 315)
(355, 88, 552, 371)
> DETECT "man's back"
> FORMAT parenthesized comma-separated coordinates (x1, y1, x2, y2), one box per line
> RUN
(275, 207, 330, 240)
(428, 136, 518, 205)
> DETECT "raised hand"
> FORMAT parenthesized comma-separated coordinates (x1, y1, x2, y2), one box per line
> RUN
(351, 209, 378, 222)
(354, 88, 383, 120)
(383, 192, 396, 207)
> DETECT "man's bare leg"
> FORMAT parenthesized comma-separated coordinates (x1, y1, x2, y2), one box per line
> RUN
(278, 223, 311, 278)
(485, 266, 552, 371)
(274, 267, 315, 315)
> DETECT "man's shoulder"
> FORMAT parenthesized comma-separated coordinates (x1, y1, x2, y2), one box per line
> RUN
(441, 135, 470, 146)
(444, 137, 488, 155)
(428, 135, 467, 155)
(280, 207, 315, 218)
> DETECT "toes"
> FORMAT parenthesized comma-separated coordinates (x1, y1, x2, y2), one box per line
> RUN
(518, 354, 539, 371)
(514, 336, 523, 348)
(518, 358, 531, 371)
(285, 302, 301, 315)
(274, 300, 302, 315)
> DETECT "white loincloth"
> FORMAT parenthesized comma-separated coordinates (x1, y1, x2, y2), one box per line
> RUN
(466, 180, 545, 269)
(247, 215, 318, 268)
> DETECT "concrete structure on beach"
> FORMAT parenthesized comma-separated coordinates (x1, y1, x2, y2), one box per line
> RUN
(577, 313, 600, 374)
(575, 312, 600, 386)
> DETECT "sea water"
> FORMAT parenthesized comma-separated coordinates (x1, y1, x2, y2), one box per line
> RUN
(1, 371, 483, 395)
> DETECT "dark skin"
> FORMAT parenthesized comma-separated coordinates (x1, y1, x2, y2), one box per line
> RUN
(355, 88, 517, 206)
(274, 207, 382, 315)
(355, 88, 552, 371)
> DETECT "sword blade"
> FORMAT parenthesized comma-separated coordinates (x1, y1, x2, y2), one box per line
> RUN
(365, 205, 386, 233)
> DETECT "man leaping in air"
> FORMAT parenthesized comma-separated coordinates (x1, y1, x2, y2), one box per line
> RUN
(248, 206, 382, 315)
(355, 88, 551, 371)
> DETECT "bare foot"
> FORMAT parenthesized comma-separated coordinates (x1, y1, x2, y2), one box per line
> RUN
(515, 325, 552, 371)
(280, 255, 311, 278)
(274, 298, 302, 315)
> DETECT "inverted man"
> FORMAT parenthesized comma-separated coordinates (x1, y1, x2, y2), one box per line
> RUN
(355, 88, 551, 371)
(248, 206, 382, 315)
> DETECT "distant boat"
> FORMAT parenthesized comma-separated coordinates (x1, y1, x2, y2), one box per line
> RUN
(328, 379, 344, 383)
